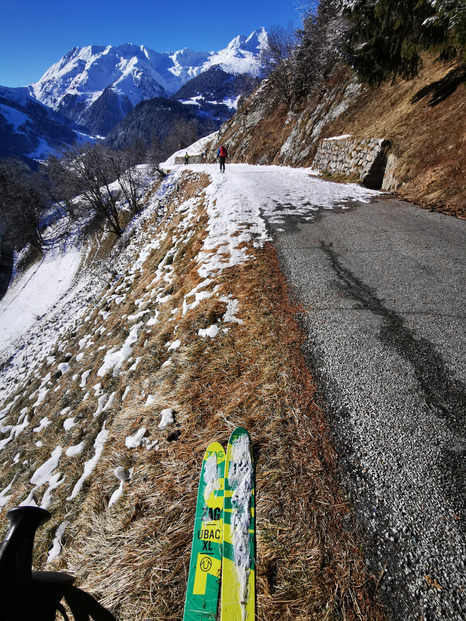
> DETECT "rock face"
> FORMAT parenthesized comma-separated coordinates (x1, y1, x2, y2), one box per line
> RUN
(312, 136, 392, 189)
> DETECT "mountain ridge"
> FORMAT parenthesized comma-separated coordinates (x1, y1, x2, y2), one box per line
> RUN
(0, 85, 81, 161)
(29, 29, 268, 134)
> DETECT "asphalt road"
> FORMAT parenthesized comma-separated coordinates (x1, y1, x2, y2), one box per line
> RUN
(269, 195, 466, 620)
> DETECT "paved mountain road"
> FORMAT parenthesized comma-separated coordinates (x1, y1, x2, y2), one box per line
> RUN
(268, 194, 466, 620)
(171, 163, 464, 618)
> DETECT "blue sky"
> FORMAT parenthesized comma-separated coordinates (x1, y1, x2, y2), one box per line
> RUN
(0, 0, 305, 87)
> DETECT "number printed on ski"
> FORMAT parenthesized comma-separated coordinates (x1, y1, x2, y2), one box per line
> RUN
(183, 442, 225, 621)
(221, 428, 255, 621)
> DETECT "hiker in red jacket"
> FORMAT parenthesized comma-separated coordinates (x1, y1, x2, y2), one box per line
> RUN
(217, 145, 228, 172)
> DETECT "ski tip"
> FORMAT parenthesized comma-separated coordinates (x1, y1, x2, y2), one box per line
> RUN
(228, 427, 250, 441)
(203, 441, 225, 456)
(202, 442, 226, 470)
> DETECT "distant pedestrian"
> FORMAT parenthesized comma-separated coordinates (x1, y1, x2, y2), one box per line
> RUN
(217, 145, 228, 172)
(185, 153, 189, 165)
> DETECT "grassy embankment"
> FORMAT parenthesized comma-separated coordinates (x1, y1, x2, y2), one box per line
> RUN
(0, 170, 386, 619)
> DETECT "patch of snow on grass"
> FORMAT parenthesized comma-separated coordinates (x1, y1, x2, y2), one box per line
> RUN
(80, 370, 91, 387)
(66, 442, 85, 457)
(67, 423, 109, 500)
(57, 362, 71, 374)
(30, 447, 62, 486)
(0, 401, 14, 423)
(158, 408, 174, 429)
(0, 412, 29, 450)
(33, 381, 51, 407)
(63, 418, 77, 431)
(47, 520, 70, 562)
(147, 311, 159, 325)
(221, 297, 244, 324)
(94, 393, 109, 417)
(125, 427, 146, 448)
(128, 357, 142, 371)
(199, 325, 220, 338)
(97, 322, 143, 377)
(0, 477, 15, 507)
(28, 446, 64, 509)
(108, 466, 131, 508)
(33, 417, 51, 432)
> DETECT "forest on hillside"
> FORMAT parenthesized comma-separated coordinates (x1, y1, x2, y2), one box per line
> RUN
(265, 0, 465, 106)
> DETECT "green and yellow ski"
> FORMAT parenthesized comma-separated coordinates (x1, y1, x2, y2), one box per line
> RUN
(183, 442, 225, 621)
(221, 427, 255, 620)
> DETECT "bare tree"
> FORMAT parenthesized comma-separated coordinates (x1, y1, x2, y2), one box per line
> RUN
(261, 25, 297, 105)
(113, 150, 144, 216)
(163, 118, 200, 156)
(46, 155, 84, 222)
(0, 159, 47, 252)
(50, 143, 124, 236)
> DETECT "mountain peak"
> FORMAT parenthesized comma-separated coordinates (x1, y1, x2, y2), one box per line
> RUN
(245, 27, 268, 50)
(1, 30, 268, 147)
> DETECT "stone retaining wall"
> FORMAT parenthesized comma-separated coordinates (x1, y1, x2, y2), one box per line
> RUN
(312, 135, 391, 189)
(174, 154, 206, 165)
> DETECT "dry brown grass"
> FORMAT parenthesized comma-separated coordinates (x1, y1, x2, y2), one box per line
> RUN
(0, 170, 385, 620)
(324, 55, 466, 218)
(221, 100, 291, 165)
(67, 236, 386, 618)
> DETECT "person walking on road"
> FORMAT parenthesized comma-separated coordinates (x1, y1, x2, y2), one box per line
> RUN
(184, 153, 189, 165)
(217, 145, 228, 172)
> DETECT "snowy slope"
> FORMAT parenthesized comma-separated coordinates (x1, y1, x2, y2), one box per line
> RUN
(0, 85, 79, 159)
(0, 162, 375, 405)
(31, 44, 172, 110)
(199, 29, 268, 77)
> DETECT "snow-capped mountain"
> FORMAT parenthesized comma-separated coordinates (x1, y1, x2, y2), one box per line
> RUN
(201, 29, 269, 76)
(29, 29, 269, 135)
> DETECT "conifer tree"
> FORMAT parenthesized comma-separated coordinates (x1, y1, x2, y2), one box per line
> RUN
(341, 0, 466, 85)
(293, 0, 347, 100)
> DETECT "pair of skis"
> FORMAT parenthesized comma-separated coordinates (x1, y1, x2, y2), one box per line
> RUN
(183, 427, 255, 621)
